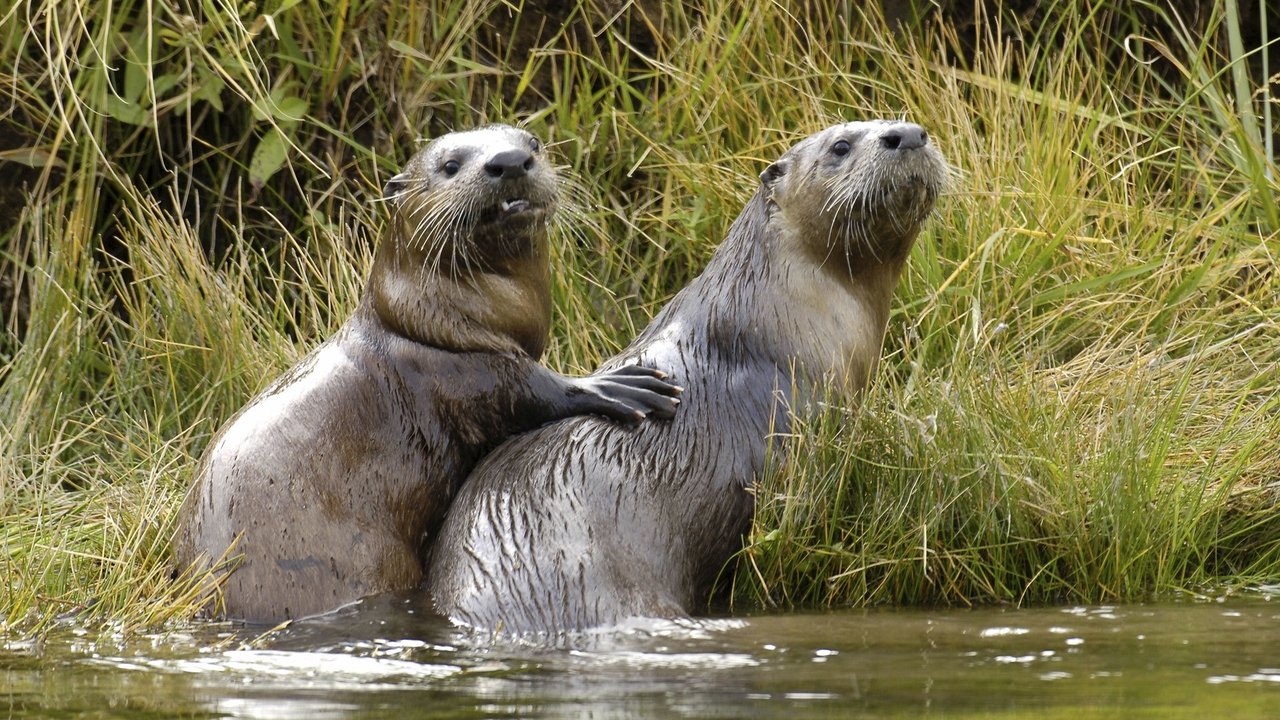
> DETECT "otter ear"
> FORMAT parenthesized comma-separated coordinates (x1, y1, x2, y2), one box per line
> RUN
(382, 172, 411, 202)
(760, 159, 789, 187)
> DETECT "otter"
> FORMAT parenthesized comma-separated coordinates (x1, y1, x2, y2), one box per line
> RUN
(172, 124, 681, 623)
(425, 120, 948, 634)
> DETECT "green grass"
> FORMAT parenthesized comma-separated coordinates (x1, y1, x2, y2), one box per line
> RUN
(1, 1, 1277, 636)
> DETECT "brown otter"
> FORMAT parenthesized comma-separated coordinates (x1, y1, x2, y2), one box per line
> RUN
(425, 120, 948, 634)
(172, 124, 681, 623)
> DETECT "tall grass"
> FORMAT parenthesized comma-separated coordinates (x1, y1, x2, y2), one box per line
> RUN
(1, 0, 1276, 635)
(738, 1, 1280, 607)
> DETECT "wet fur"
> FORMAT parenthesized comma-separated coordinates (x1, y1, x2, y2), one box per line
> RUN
(173, 125, 674, 622)
(425, 121, 948, 634)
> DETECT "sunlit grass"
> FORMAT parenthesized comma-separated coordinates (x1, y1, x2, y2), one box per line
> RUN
(734, 2, 1280, 609)
(1, 0, 1276, 635)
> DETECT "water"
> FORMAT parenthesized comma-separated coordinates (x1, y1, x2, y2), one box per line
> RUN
(3, 595, 1279, 718)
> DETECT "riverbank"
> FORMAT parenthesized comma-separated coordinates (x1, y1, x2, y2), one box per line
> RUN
(2, 1, 1277, 636)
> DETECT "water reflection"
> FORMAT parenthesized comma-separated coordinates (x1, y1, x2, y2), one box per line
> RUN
(3, 596, 1279, 718)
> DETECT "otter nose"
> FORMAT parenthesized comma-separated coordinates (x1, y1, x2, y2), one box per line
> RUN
(879, 124, 929, 151)
(484, 148, 534, 179)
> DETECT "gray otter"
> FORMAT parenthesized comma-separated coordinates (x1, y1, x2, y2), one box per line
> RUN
(173, 124, 681, 623)
(426, 120, 947, 634)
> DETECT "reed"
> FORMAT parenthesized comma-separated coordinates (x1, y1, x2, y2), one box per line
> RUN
(1, 0, 1275, 635)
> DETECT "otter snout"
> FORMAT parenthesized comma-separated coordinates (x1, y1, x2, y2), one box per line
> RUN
(485, 148, 535, 180)
(878, 123, 929, 151)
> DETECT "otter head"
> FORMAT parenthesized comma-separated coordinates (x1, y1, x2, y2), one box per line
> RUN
(382, 124, 559, 272)
(367, 125, 560, 357)
(759, 120, 947, 273)
(740, 121, 948, 393)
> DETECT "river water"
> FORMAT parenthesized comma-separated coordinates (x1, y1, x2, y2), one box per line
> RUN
(3, 594, 1279, 718)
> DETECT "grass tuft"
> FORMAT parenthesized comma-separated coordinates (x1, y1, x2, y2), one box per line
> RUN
(2, 0, 1278, 635)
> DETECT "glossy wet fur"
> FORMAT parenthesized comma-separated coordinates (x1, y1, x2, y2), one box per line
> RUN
(172, 125, 680, 622)
(425, 121, 947, 634)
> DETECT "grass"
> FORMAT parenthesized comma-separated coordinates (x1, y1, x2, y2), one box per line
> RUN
(1, 0, 1277, 636)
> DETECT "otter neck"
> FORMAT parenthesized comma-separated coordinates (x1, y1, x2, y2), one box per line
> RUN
(704, 192, 913, 395)
(363, 225, 552, 358)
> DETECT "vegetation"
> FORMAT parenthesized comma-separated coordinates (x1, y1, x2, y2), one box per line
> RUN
(1, 0, 1276, 637)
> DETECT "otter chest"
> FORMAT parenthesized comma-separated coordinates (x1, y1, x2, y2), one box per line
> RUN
(776, 260, 888, 391)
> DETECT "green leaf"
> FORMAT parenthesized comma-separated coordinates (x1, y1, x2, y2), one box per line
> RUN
(123, 59, 147, 105)
(249, 127, 290, 190)
(1029, 260, 1164, 307)
(387, 40, 431, 61)
(271, 96, 308, 123)
(193, 72, 225, 111)
(0, 147, 64, 169)
(152, 72, 182, 100)
(105, 95, 148, 126)
(121, 28, 152, 104)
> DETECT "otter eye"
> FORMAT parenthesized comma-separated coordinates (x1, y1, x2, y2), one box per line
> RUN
(529, 137, 541, 154)
(831, 140, 851, 157)
(443, 159, 460, 177)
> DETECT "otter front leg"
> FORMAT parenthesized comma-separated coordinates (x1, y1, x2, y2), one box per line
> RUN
(523, 364, 682, 428)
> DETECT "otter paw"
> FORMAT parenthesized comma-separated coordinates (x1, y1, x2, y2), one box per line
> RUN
(576, 365, 682, 422)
